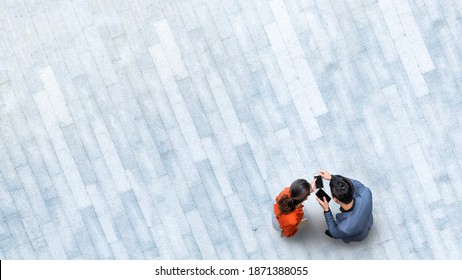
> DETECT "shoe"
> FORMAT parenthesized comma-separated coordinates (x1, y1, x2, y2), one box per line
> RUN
(325, 229, 333, 238)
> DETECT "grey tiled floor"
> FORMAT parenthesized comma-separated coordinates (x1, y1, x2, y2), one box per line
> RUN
(1, 0, 462, 259)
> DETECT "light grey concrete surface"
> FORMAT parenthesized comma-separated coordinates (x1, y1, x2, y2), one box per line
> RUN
(1, 0, 462, 259)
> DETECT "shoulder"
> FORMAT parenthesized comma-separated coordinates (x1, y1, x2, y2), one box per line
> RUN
(352, 179, 371, 194)
(350, 179, 363, 187)
(276, 187, 291, 201)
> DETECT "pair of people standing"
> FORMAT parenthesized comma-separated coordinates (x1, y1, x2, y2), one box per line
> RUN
(272, 170, 373, 243)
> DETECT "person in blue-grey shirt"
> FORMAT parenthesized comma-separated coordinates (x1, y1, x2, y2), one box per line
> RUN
(316, 170, 373, 243)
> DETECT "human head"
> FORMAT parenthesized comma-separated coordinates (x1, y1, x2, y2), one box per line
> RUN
(278, 179, 311, 214)
(329, 175, 355, 204)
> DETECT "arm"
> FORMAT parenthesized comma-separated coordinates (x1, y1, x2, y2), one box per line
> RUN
(323, 210, 349, 239)
(316, 197, 349, 240)
(350, 179, 366, 193)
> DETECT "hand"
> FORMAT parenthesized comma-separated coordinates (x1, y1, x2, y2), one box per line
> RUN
(319, 170, 332, 180)
(310, 179, 316, 193)
(316, 196, 330, 212)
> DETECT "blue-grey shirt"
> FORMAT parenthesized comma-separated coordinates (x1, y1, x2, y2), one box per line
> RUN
(324, 179, 373, 243)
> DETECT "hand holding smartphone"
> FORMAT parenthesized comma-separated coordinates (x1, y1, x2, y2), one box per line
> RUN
(314, 173, 323, 189)
(315, 189, 331, 203)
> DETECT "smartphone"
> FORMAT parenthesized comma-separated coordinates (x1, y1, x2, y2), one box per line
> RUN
(316, 189, 331, 203)
(314, 173, 323, 189)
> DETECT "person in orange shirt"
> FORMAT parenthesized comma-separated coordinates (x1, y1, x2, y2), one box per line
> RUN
(272, 179, 316, 237)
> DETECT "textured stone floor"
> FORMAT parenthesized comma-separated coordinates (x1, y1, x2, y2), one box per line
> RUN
(1, 0, 462, 259)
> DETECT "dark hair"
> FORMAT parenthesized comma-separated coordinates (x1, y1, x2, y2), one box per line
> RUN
(278, 179, 311, 214)
(329, 175, 354, 204)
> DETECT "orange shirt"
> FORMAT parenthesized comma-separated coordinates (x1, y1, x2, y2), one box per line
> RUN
(274, 187, 304, 237)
